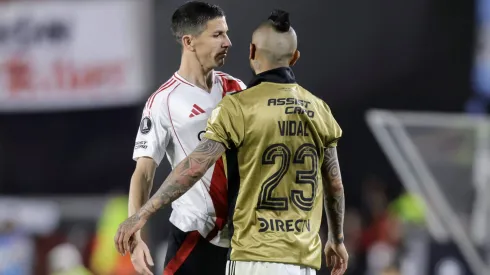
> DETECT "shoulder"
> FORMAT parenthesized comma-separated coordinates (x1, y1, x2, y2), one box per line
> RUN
(297, 86, 333, 112)
(215, 71, 247, 91)
(215, 71, 245, 83)
(225, 81, 266, 100)
(144, 76, 185, 112)
(219, 92, 239, 106)
(216, 92, 243, 114)
(211, 94, 243, 121)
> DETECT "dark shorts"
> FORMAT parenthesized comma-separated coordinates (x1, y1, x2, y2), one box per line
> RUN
(163, 224, 228, 275)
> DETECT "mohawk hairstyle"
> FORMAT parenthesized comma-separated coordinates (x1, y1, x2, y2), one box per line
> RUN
(171, 1, 225, 44)
(267, 9, 291, 32)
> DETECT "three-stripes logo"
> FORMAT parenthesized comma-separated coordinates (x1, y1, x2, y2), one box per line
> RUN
(189, 104, 206, 118)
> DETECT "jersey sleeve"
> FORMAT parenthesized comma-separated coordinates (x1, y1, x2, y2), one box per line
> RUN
(322, 102, 343, 148)
(203, 95, 244, 149)
(218, 73, 247, 94)
(237, 78, 247, 90)
(132, 98, 171, 166)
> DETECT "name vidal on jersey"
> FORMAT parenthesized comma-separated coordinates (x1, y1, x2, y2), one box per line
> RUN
(258, 217, 311, 233)
(278, 121, 309, 136)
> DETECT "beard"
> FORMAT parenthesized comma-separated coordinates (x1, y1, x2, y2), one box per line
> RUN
(215, 57, 225, 67)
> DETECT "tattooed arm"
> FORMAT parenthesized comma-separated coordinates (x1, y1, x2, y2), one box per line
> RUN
(138, 138, 226, 219)
(115, 138, 226, 254)
(321, 147, 345, 244)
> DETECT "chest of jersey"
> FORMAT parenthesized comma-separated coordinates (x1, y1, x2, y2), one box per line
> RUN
(167, 84, 224, 151)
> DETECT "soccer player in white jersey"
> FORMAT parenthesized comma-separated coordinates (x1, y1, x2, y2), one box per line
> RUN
(125, 2, 245, 275)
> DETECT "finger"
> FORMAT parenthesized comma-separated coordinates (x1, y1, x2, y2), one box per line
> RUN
(144, 246, 155, 266)
(335, 256, 343, 269)
(333, 263, 342, 275)
(131, 252, 143, 265)
(337, 256, 344, 267)
(114, 229, 121, 254)
(342, 262, 347, 274)
(119, 231, 127, 255)
(325, 251, 332, 267)
(333, 265, 343, 275)
(117, 229, 126, 255)
(123, 234, 132, 255)
(339, 251, 349, 270)
(337, 262, 346, 275)
(142, 265, 154, 275)
(129, 238, 137, 254)
(331, 265, 341, 275)
(132, 255, 148, 275)
(132, 263, 143, 275)
(325, 248, 335, 267)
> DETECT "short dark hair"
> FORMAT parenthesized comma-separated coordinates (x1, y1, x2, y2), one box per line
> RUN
(171, 1, 225, 44)
(267, 9, 291, 33)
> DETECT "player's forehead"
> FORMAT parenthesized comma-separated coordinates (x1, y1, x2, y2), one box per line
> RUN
(203, 16, 228, 33)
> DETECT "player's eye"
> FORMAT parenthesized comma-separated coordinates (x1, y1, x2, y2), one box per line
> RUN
(213, 31, 226, 38)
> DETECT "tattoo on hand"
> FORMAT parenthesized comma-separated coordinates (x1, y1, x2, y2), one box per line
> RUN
(322, 147, 345, 244)
(138, 138, 225, 219)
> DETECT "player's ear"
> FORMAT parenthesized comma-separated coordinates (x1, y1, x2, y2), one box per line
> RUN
(289, 50, 300, 66)
(182, 35, 195, 52)
(249, 43, 256, 60)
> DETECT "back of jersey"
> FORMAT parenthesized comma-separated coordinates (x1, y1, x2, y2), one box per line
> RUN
(204, 68, 342, 270)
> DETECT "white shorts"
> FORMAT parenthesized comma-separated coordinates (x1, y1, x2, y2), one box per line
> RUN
(226, 260, 317, 275)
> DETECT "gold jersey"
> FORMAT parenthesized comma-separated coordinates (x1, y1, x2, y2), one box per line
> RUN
(204, 67, 342, 270)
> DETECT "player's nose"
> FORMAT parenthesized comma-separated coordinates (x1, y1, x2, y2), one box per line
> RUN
(223, 35, 232, 48)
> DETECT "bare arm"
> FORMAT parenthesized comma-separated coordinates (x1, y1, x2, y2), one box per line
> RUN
(321, 147, 345, 244)
(136, 138, 226, 220)
(128, 157, 157, 240)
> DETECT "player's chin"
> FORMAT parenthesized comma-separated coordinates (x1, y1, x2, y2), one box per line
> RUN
(214, 56, 226, 67)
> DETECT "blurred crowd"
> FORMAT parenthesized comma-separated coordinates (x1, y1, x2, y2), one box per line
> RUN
(319, 176, 425, 275)
(0, 174, 426, 275)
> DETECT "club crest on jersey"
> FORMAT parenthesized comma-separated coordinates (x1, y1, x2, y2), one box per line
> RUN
(140, 117, 152, 134)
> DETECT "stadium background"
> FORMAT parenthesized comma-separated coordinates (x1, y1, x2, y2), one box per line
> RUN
(0, 0, 487, 274)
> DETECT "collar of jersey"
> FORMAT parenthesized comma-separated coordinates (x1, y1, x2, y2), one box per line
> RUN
(247, 67, 296, 88)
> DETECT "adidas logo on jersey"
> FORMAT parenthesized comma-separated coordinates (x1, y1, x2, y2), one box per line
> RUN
(189, 104, 206, 118)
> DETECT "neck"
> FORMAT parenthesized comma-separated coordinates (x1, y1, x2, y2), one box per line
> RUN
(178, 52, 214, 92)
(254, 60, 289, 75)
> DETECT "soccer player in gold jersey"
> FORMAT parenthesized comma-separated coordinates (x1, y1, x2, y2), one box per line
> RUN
(115, 9, 348, 275)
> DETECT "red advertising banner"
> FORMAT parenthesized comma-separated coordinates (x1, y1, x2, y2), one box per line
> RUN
(0, 0, 153, 112)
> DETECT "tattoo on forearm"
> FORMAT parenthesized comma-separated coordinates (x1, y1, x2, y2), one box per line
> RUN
(322, 147, 345, 244)
(137, 138, 225, 220)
